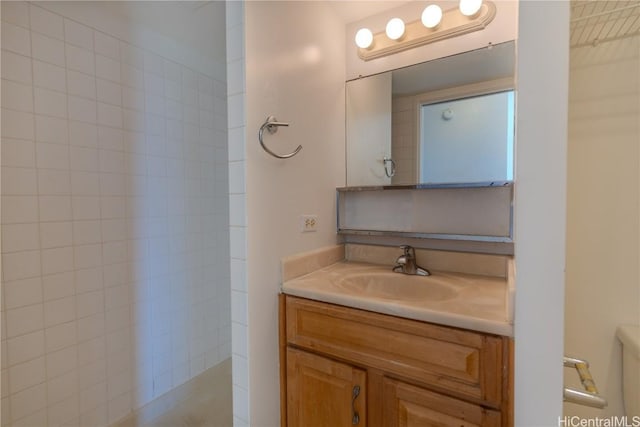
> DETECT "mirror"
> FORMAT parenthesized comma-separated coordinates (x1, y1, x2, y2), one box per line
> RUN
(346, 41, 515, 187)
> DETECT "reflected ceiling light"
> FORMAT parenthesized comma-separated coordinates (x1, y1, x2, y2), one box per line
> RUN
(355, 28, 374, 49)
(421, 5, 443, 29)
(385, 18, 405, 40)
(459, 0, 483, 16)
(355, 1, 496, 61)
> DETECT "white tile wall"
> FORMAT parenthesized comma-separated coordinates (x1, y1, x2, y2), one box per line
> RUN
(1, 3, 229, 426)
(226, 1, 250, 426)
(391, 95, 417, 185)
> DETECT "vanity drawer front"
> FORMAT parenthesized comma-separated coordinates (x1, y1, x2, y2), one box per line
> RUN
(285, 296, 504, 406)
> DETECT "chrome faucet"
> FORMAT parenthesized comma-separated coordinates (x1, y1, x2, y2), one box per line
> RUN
(393, 245, 430, 276)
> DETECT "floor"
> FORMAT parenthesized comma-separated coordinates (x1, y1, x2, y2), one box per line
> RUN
(113, 359, 233, 427)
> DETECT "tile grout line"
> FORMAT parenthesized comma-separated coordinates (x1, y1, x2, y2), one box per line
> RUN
(60, 8, 84, 426)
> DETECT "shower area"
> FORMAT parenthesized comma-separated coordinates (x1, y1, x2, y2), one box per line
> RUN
(565, 0, 639, 419)
(0, 2, 231, 426)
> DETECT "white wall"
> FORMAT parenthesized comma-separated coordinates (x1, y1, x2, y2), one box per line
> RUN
(346, 72, 392, 186)
(227, 2, 345, 426)
(514, 1, 569, 425)
(565, 35, 640, 417)
(238, 2, 347, 425)
(0, 2, 229, 426)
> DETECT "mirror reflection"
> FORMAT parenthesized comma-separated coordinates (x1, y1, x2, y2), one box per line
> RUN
(346, 41, 516, 187)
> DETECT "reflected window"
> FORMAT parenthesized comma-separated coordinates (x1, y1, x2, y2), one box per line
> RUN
(419, 90, 514, 184)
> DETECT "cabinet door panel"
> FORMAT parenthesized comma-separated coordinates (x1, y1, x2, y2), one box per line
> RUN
(383, 378, 501, 427)
(287, 348, 367, 427)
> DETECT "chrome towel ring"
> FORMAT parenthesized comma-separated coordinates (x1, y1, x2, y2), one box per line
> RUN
(258, 116, 302, 159)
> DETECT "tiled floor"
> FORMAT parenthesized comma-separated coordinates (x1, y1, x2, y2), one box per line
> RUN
(114, 359, 233, 427)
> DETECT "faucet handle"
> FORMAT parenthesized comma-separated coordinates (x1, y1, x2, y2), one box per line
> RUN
(399, 245, 414, 258)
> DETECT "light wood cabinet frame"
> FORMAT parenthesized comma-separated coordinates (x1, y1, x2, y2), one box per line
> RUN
(280, 295, 513, 427)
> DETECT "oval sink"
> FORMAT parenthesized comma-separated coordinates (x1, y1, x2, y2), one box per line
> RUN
(334, 272, 457, 302)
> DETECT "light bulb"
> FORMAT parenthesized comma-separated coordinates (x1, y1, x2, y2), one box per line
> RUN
(459, 0, 483, 16)
(385, 18, 405, 40)
(421, 5, 443, 29)
(355, 28, 373, 49)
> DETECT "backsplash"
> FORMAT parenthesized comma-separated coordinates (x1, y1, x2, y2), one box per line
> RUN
(345, 244, 509, 278)
(337, 185, 513, 254)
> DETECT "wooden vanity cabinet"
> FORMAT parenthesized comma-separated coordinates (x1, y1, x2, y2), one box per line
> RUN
(280, 295, 513, 427)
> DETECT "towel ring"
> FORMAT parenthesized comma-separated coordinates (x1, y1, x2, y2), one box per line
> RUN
(258, 116, 302, 159)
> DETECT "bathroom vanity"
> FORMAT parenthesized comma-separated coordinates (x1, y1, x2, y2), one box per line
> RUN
(279, 245, 514, 427)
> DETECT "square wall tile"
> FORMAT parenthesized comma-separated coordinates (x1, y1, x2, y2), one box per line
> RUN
(94, 32, 119, 60)
(47, 345, 78, 380)
(2, 250, 41, 282)
(33, 60, 67, 92)
(66, 44, 95, 75)
(9, 356, 46, 394)
(3, 277, 43, 310)
(1, 139, 36, 169)
(44, 296, 76, 328)
(35, 115, 68, 144)
(29, 5, 64, 40)
(67, 70, 96, 100)
(2, 196, 39, 223)
(42, 272, 75, 302)
(45, 321, 77, 353)
(10, 382, 47, 421)
(1, 50, 33, 84)
(64, 19, 94, 50)
(2, 167, 37, 195)
(2, 79, 34, 112)
(1, 22, 31, 56)
(7, 330, 45, 367)
(2, 223, 40, 253)
(36, 142, 69, 170)
(95, 55, 120, 83)
(2, 1, 30, 28)
(6, 304, 45, 338)
(1, 109, 35, 140)
(41, 246, 74, 275)
(39, 196, 72, 222)
(32, 33, 65, 67)
(34, 87, 67, 118)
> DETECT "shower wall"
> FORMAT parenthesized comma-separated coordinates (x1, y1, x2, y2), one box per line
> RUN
(565, 35, 639, 417)
(0, 2, 229, 426)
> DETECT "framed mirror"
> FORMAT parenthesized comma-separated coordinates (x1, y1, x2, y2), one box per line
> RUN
(346, 40, 515, 187)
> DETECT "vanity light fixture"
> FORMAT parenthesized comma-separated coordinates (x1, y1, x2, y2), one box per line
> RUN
(385, 17, 406, 40)
(355, 28, 374, 48)
(421, 5, 443, 29)
(355, 0, 496, 61)
(459, 0, 484, 16)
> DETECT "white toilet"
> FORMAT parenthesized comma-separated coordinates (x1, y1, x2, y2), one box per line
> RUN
(617, 325, 640, 417)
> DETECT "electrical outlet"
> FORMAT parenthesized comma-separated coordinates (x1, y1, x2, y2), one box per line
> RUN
(300, 215, 318, 232)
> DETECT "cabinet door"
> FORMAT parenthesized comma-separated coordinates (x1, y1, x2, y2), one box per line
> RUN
(287, 348, 367, 427)
(382, 378, 501, 427)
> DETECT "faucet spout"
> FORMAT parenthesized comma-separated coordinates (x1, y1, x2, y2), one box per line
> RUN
(392, 245, 431, 276)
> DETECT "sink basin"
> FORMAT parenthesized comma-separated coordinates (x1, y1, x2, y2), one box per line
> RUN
(334, 271, 457, 302)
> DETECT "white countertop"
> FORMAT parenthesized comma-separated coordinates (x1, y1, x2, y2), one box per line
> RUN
(282, 260, 514, 337)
